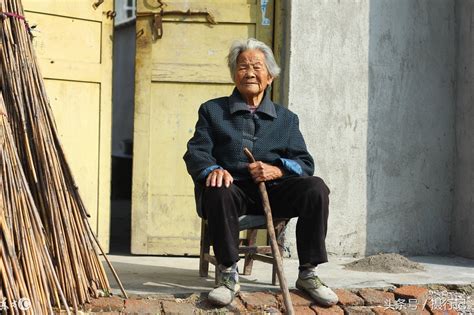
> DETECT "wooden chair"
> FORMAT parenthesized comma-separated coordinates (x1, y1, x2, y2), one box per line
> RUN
(199, 215, 288, 285)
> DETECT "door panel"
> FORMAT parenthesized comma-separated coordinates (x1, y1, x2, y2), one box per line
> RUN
(45, 80, 100, 226)
(28, 12, 102, 63)
(150, 23, 256, 84)
(132, 0, 274, 254)
(23, 0, 113, 249)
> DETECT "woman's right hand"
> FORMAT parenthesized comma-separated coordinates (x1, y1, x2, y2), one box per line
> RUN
(206, 169, 234, 188)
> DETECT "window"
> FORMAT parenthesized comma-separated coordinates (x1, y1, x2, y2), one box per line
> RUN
(115, 0, 136, 26)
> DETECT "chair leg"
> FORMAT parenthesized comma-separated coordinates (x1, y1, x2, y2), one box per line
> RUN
(199, 220, 210, 277)
(215, 265, 220, 285)
(272, 262, 279, 286)
(272, 221, 286, 285)
(243, 228, 258, 275)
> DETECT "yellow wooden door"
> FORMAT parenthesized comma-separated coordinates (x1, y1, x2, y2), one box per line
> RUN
(132, 0, 274, 255)
(23, 0, 113, 250)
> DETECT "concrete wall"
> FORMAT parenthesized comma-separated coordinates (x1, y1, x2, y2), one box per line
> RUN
(286, 0, 457, 257)
(452, 0, 474, 259)
(287, 0, 370, 257)
(366, 1, 455, 255)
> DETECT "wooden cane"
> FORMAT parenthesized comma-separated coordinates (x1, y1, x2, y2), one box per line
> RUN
(244, 148, 294, 315)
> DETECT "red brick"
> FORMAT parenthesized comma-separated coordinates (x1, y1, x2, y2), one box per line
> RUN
(372, 306, 401, 314)
(335, 289, 365, 306)
(123, 298, 162, 314)
(400, 309, 430, 315)
(275, 289, 314, 307)
(225, 296, 248, 313)
(194, 295, 247, 313)
(394, 286, 429, 312)
(264, 306, 283, 314)
(294, 306, 316, 314)
(358, 289, 396, 306)
(343, 306, 376, 314)
(161, 300, 195, 314)
(396, 304, 428, 314)
(394, 286, 428, 302)
(426, 299, 458, 315)
(239, 291, 279, 311)
(83, 296, 124, 312)
(429, 308, 458, 315)
(311, 304, 344, 315)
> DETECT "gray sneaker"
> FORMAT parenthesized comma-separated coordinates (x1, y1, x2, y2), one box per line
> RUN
(208, 271, 240, 306)
(296, 275, 338, 306)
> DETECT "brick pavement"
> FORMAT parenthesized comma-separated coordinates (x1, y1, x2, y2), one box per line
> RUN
(81, 285, 473, 314)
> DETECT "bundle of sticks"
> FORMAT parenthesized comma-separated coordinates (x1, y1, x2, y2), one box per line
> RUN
(1, 93, 69, 314)
(1, 0, 122, 313)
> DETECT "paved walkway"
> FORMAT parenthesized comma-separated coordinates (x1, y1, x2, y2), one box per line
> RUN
(80, 255, 474, 314)
(103, 255, 474, 295)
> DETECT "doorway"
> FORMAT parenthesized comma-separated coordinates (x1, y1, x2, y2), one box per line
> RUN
(110, 0, 136, 253)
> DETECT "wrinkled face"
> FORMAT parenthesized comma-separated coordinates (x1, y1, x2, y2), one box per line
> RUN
(234, 49, 273, 101)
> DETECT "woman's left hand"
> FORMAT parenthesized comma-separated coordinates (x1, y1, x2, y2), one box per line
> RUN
(248, 161, 284, 183)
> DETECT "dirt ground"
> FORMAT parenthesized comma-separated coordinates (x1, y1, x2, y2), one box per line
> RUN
(344, 253, 426, 273)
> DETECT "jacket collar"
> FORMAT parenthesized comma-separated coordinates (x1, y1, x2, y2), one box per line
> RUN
(228, 88, 277, 118)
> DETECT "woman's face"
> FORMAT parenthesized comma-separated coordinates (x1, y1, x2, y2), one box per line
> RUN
(234, 49, 273, 102)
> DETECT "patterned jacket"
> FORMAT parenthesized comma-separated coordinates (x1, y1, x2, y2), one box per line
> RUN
(183, 88, 314, 216)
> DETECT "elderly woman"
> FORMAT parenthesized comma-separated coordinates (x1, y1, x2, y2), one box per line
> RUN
(183, 38, 338, 307)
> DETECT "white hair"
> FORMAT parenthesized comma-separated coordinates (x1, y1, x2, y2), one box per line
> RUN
(227, 38, 281, 81)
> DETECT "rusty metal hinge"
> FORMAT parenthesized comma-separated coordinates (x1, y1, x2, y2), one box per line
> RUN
(92, 0, 104, 10)
(137, 1, 217, 40)
(152, 13, 163, 39)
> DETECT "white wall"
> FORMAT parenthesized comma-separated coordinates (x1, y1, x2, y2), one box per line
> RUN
(285, 0, 457, 257)
(452, 0, 474, 259)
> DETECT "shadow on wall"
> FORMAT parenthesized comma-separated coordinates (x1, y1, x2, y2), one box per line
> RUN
(366, 1, 456, 256)
(452, 0, 474, 259)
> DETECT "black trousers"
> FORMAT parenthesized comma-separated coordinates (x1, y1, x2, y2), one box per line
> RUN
(202, 176, 330, 267)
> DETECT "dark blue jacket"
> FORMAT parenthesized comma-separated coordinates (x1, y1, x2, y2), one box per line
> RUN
(183, 88, 314, 216)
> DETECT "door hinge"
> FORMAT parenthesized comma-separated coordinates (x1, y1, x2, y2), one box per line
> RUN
(92, 0, 104, 10)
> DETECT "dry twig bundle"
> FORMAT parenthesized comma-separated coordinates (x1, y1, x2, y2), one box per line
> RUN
(1, 0, 123, 312)
(1, 93, 69, 314)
